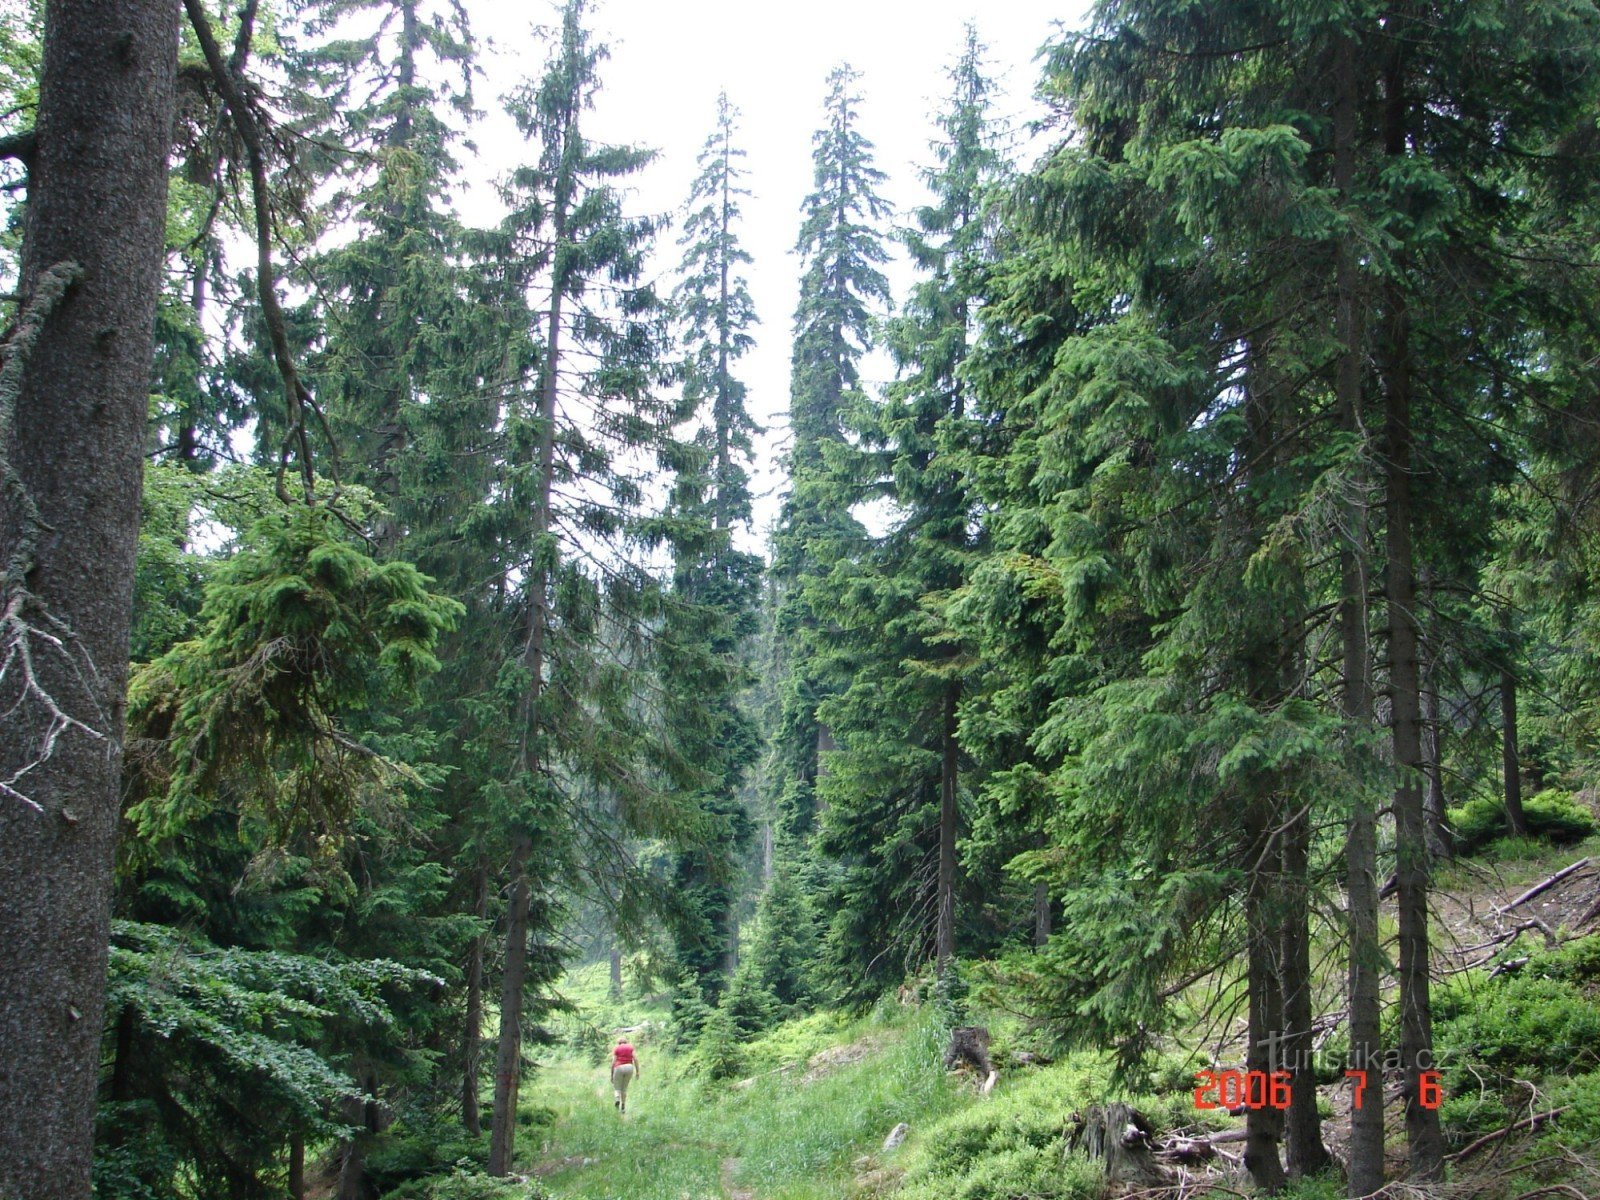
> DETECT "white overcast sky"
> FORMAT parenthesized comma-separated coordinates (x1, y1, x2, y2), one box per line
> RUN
(458, 0, 1092, 541)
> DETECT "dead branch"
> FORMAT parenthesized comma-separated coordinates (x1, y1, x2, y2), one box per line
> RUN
(1447, 1107, 1568, 1163)
(0, 261, 112, 813)
(181, 0, 319, 504)
(1496, 859, 1592, 915)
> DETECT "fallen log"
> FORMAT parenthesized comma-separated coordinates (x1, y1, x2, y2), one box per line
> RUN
(1448, 1107, 1568, 1163)
(1496, 859, 1591, 915)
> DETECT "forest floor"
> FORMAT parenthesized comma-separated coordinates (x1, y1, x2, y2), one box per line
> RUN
(518, 835, 1600, 1200)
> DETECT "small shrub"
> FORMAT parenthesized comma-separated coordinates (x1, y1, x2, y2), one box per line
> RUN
(1438, 974, 1600, 1073)
(1447, 790, 1595, 855)
(1545, 1069, 1600, 1145)
(364, 1120, 489, 1191)
(385, 1168, 551, 1200)
(897, 1145, 1103, 1200)
(516, 1104, 557, 1129)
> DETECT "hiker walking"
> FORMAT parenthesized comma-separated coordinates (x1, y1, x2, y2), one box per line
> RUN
(610, 1038, 639, 1112)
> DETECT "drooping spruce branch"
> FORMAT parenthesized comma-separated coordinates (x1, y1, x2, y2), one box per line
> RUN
(183, 0, 333, 506)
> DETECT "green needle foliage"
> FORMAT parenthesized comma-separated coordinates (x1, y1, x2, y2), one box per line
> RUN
(768, 63, 891, 846)
(126, 503, 463, 852)
(814, 29, 1007, 1000)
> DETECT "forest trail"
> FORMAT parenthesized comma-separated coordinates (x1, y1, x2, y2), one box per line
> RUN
(719, 1157, 756, 1200)
(522, 1009, 962, 1200)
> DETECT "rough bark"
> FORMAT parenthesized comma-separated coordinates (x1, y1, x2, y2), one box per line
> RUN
(1381, 52, 1444, 1171)
(934, 684, 959, 977)
(0, 7, 178, 1198)
(1066, 1104, 1168, 1187)
(943, 1026, 993, 1075)
(289, 1134, 306, 1200)
(1244, 806, 1288, 1192)
(1281, 804, 1330, 1177)
(1333, 29, 1386, 1199)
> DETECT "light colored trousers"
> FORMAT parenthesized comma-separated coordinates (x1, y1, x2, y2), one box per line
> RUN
(611, 1062, 635, 1103)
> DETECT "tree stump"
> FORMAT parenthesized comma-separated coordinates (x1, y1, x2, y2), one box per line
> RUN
(944, 1026, 994, 1075)
(1065, 1103, 1169, 1186)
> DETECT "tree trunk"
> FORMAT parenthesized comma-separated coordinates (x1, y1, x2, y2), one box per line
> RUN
(335, 1093, 368, 1200)
(488, 114, 568, 1169)
(1334, 29, 1385, 1200)
(1033, 880, 1051, 947)
(1281, 804, 1330, 1177)
(1244, 804, 1288, 1193)
(462, 862, 487, 1137)
(935, 685, 959, 977)
(1422, 645, 1453, 859)
(0, 7, 178, 1198)
(489, 837, 532, 1176)
(289, 1133, 306, 1200)
(1502, 666, 1527, 837)
(609, 946, 623, 999)
(1380, 57, 1444, 1169)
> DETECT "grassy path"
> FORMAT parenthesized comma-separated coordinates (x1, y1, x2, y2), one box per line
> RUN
(520, 1013, 964, 1200)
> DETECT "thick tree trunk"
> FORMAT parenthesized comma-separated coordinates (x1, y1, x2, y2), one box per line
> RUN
(1244, 832, 1288, 1192)
(1502, 666, 1527, 837)
(935, 685, 959, 976)
(0, 7, 177, 1198)
(462, 862, 487, 1136)
(289, 1134, 306, 1200)
(1281, 804, 1330, 1177)
(1334, 30, 1385, 1200)
(1380, 93, 1445, 1172)
(489, 836, 533, 1175)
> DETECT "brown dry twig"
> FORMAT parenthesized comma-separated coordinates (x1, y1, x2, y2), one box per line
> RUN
(0, 261, 112, 813)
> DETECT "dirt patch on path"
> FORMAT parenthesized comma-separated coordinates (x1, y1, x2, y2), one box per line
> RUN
(720, 1156, 755, 1200)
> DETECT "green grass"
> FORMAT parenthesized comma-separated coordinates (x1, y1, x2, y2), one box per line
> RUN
(519, 1004, 969, 1200)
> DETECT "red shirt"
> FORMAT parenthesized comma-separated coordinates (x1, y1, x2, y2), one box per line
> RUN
(612, 1042, 635, 1067)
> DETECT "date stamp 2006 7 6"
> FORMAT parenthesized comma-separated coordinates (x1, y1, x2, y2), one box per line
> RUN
(1193, 1068, 1443, 1111)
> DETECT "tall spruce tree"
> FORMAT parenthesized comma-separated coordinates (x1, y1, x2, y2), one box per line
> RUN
(768, 63, 890, 849)
(486, 0, 700, 1173)
(964, 3, 1600, 1192)
(814, 29, 1003, 996)
(661, 92, 763, 1003)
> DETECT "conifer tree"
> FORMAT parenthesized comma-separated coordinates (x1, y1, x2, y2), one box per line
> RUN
(661, 93, 763, 1002)
(768, 63, 890, 844)
(486, 0, 698, 1173)
(814, 29, 1003, 995)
